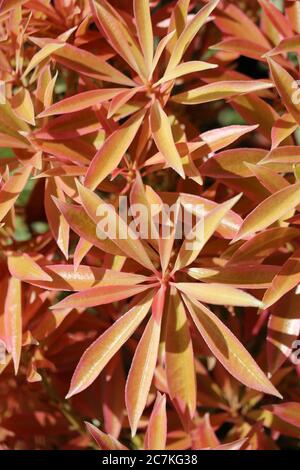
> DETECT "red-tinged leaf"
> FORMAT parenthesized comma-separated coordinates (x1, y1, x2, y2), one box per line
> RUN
(258, 0, 294, 39)
(91, 0, 147, 79)
(125, 304, 162, 436)
(0, 132, 29, 149)
(45, 178, 69, 259)
(245, 163, 289, 194)
(214, 3, 270, 48)
(200, 125, 259, 152)
(212, 438, 248, 450)
(4, 278, 22, 374)
(260, 145, 300, 169)
(145, 393, 167, 450)
(0, 0, 27, 14)
(229, 227, 300, 265)
(107, 87, 141, 118)
(211, 38, 268, 61)
(53, 43, 135, 86)
(18, 264, 148, 291)
(151, 31, 175, 76)
(182, 295, 281, 397)
(172, 80, 273, 105)
(263, 251, 300, 308)
(201, 148, 267, 179)
(77, 182, 157, 271)
(155, 61, 217, 85)
(150, 100, 185, 178)
(166, 0, 220, 70)
(267, 291, 300, 374)
(0, 101, 30, 132)
(174, 194, 241, 272)
(265, 403, 300, 429)
(51, 283, 153, 310)
(165, 288, 196, 421)
(133, 0, 153, 73)
(101, 354, 125, 438)
(271, 114, 297, 149)
(195, 264, 280, 289)
(175, 282, 263, 308)
(248, 409, 300, 438)
(267, 36, 300, 56)
(268, 58, 300, 125)
(232, 94, 278, 141)
(66, 291, 154, 398)
(39, 89, 123, 117)
(85, 422, 128, 450)
(233, 183, 300, 243)
(53, 198, 123, 257)
(22, 43, 65, 78)
(33, 166, 86, 179)
(0, 165, 32, 222)
(8, 254, 52, 282)
(171, 192, 242, 240)
(85, 109, 146, 189)
(32, 137, 94, 166)
(192, 414, 219, 449)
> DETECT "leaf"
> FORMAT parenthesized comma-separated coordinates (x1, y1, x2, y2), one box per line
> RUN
(175, 282, 263, 308)
(45, 177, 69, 259)
(53, 43, 135, 86)
(192, 264, 279, 289)
(267, 36, 300, 56)
(166, 0, 220, 70)
(182, 295, 281, 397)
(173, 194, 241, 272)
(233, 183, 300, 242)
(201, 148, 267, 179)
(155, 61, 217, 85)
(263, 251, 300, 308)
(4, 278, 22, 374)
(150, 100, 185, 178)
(8, 254, 52, 282)
(211, 38, 268, 60)
(85, 109, 146, 189)
(54, 199, 123, 256)
(0, 165, 32, 222)
(22, 43, 65, 78)
(77, 181, 157, 271)
(85, 422, 128, 450)
(172, 80, 273, 105)
(91, 0, 147, 79)
(165, 288, 196, 421)
(271, 114, 298, 149)
(66, 291, 154, 398)
(39, 89, 123, 117)
(245, 162, 289, 194)
(126, 301, 162, 436)
(51, 283, 153, 310)
(145, 393, 167, 450)
(133, 0, 153, 73)
(258, 0, 294, 39)
(265, 403, 300, 429)
(267, 291, 300, 374)
(229, 227, 300, 265)
(13, 263, 148, 291)
(268, 58, 300, 125)
(11, 89, 35, 126)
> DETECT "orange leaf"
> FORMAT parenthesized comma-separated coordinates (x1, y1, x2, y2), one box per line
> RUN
(182, 295, 281, 397)
(66, 291, 154, 398)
